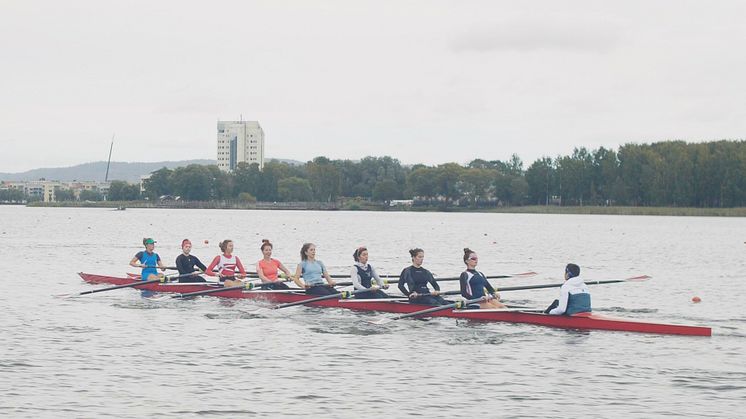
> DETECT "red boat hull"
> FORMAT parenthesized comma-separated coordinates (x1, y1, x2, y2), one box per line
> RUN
(78, 273, 712, 336)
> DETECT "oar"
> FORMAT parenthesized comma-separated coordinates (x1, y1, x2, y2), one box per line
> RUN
(433, 271, 537, 282)
(58, 272, 192, 298)
(371, 297, 486, 325)
(420, 275, 651, 297)
(174, 278, 294, 299)
(254, 288, 365, 312)
(243, 271, 536, 280)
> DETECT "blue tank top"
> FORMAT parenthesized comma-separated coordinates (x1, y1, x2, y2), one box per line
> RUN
(300, 260, 326, 286)
(136, 251, 160, 280)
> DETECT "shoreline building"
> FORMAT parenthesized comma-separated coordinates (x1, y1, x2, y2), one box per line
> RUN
(217, 120, 265, 171)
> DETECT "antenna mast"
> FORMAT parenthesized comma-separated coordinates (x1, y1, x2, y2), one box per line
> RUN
(105, 134, 114, 182)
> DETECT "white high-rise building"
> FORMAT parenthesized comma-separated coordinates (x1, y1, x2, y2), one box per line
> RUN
(217, 120, 265, 171)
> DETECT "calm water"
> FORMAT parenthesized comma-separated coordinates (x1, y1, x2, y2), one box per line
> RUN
(0, 206, 744, 418)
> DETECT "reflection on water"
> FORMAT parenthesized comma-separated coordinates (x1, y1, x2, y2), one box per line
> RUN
(0, 206, 744, 418)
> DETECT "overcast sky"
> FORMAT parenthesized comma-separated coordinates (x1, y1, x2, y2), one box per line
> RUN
(1, 0, 745, 172)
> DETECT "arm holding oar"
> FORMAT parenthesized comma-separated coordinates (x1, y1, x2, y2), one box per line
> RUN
(294, 243, 337, 295)
(257, 239, 295, 290)
(350, 246, 390, 299)
(175, 239, 208, 283)
(129, 238, 167, 281)
(459, 248, 506, 309)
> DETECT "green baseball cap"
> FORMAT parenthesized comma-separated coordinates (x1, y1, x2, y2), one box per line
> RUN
(143, 238, 156, 245)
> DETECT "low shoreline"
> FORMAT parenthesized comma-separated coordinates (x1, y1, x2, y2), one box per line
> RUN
(23, 201, 746, 217)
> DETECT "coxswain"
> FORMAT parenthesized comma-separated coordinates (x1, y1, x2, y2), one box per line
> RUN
(351, 246, 389, 299)
(205, 239, 246, 287)
(175, 239, 207, 283)
(459, 248, 505, 309)
(256, 239, 294, 289)
(129, 238, 166, 281)
(398, 248, 449, 305)
(293, 243, 337, 295)
(544, 263, 592, 315)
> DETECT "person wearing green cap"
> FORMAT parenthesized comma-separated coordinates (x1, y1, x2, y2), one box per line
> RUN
(129, 238, 166, 281)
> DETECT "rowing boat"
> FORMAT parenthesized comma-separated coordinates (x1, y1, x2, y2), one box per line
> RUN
(77, 273, 712, 336)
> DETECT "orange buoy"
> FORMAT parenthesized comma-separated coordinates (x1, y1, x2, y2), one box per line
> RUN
(691, 296, 701, 303)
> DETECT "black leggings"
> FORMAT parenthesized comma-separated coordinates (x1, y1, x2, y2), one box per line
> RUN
(306, 285, 338, 296)
(411, 295, 451, 306)
(261, 282, 290, 290)
(354, 289, 390, 299)
(178, 274, 207, 283)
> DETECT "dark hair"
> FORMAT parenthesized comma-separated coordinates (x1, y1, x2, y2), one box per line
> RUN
(565, 263, 580, 278)
(219, 239, 233, 253)
(463, 248, 475, 265)
(353, 246, 367, 262)
(261, 239, 273, 251)
(300, 243, 315, 261)
(409, 248, 424, 259)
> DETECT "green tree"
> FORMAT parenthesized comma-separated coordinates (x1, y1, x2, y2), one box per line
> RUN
(79, 189, 103, 201)
(232, 162, 261, 198)
(459, 168, 494, 207)
(108, 180, 140, 201)
(372, 179, 400, 206)
(307, 157, 341, 201)
(143, 167, 173, 200)
(0, 188, 25, 202)
(278, 177, 313, 201)
(53, 187, 75, 201)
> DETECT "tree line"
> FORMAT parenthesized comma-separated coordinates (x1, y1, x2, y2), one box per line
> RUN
(76, 140, 746, 208)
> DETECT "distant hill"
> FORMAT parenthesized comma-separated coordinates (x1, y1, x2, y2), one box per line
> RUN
(0, 160, 216, 183)
(0, 158, 303, 183)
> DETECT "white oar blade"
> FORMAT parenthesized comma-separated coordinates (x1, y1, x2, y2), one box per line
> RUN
(247, 307, 270, 315)
(369, 317, 393, 325)
(53, 293, 74, 299)
(513, 271, 538, 277)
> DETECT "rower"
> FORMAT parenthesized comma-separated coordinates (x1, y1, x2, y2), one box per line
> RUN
(205, 239, 246, 287)
(293, 243, 337, 295)
(351, 246, 389, 299)
(459, 248, 505, 309)
(398, 248, 449, 306)
(175, 239, 207, 283)
(129, 238, 166, 281)
(256, 239, 294, 289)
(544, 263, 592, 315)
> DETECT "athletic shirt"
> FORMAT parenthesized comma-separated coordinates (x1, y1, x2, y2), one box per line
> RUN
(398, 266, 439, 295)
(206, 253, 246, 279)
(299, 259, 327, 286)
(258, 258, 282, 281)
(135, 251, 160, 281)
(459, 269, 496, 299)
(549, 276, 592, 315)
(175, 254, 207, 275)
(351, 262, 382, 290)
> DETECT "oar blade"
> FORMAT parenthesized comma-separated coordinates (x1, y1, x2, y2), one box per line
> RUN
(246, 307, 270, 315)
(513, 271, 537, 276)
(369, 316, 394, 325)
(626, 275, 652, 282)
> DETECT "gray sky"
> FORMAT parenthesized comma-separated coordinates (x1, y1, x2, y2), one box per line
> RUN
(1, 0, 745, 172)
